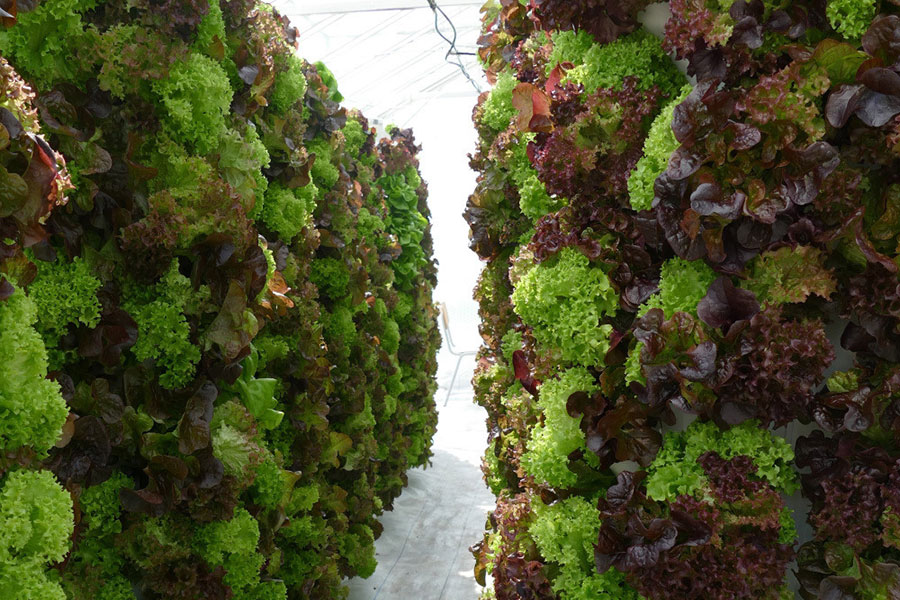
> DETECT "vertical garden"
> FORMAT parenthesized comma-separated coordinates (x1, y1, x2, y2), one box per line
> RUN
(468, 1, 900, 599)
(0, 1, 439, 598)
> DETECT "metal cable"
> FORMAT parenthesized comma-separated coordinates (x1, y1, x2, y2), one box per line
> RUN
(426, 0, 482, 93)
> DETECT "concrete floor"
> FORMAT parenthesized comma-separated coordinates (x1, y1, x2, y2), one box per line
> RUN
(346, 351, 493, 600)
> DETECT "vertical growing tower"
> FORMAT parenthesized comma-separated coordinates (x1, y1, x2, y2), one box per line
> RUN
(468, 1, 900, 598)
(0, 1, 440, 598)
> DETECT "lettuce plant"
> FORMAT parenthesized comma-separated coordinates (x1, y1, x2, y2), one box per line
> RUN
(628, 86, 691, 211)
(530, 495, 639, 600)
(0, 469, 74, 600)
(2, 2, 440, 598)
(521, 367, 597, 488)
(152, 52, 233, 155)
(468, 3, 900, 599)
(512, 247, 618, 366)
(0, 289, 69, 454)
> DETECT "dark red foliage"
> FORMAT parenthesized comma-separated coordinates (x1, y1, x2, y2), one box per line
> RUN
(633, 309, 717, 415)
(809, 166, 866, 228)
(528, 0, 653, 45)
(568, 391, 664, 469)
(696, 276, 760, 331)
(595, 472, 710, 576)
(143, 562, 232, 600)
(656, 52, 845, 260)
(811, 467, 884, 551)
(471, 493, 555, 600)
(530, 78, 662, 203)
(512, 350, 540, 395)
(795, 432, 900, 594)
(713, 306, 833, 427)
(698, 452, 766, 503)
(547, 81, 585, 127)
(844, 263, 900, 362)
(641, 507, 793, 600)
(596, 464, 794, 600)
(664, 0, 824, 83)
(46, 414, 113, 486)
(510, 38, 551, 85)
(477, 0, 535, 82)
(824, 18, 900, 136)
(529, 129, 594, 199)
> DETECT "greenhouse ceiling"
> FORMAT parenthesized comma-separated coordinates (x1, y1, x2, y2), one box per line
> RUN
(276, 0, 488, 126)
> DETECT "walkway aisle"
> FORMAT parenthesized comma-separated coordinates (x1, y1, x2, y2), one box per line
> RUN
(347, 353, 493, 600)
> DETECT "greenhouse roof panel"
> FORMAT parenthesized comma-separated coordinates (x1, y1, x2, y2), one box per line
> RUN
(275, 0, 487, 125)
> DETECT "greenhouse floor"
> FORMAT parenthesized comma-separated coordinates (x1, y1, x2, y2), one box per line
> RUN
(346, 352, 492, 600)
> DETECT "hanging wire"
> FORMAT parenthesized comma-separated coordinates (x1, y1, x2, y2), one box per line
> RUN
(427, 0, 483, 93)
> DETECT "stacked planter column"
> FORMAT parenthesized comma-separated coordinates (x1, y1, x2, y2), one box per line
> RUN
(467, 1, 900, 599)
(0, 1, 439, 599)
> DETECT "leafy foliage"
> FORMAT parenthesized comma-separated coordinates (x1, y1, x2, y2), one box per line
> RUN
(521, 367, 597, 488)
(0, 0, 98, 88)
(827, 0, 878, 39)
(546, 30, 686, 97)
(122, 262, 205, 389)
(511, 247, 618, 366)
(0, 288, 68, 455)
(28, 257, 101, 338)
(628, 86, 691, 211)
(152, 52, 233, 155)
(596, 465, 795, 600)
(1, 2, 439, 598)
(530, 496, 639, 600)
(651, 257, 717, 318)
(645, 420, 798, 502)
(0, 469, 74, 600)
(744, 246, 836, 305)
(527, 0, 651, 45)
(260, 181, 316, 242)
(468, 2, 900, 599)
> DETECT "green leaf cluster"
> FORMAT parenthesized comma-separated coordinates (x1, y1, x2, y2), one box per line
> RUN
(64, 473, 134, 598)
(547, 30, 687, 97)
(216, 124, 271, 210)
(826, 0, 877, 39)
(123, 262, 208, 389)
(28, 256, 102, 339)
(193, 0, 226, 55)
(261, 181, 317, 242)
(0, 0, 98, 88)
(0, 469, 74, 600)
(531, 496, 640, 600)
(651, 257, 718, 319)
(270, 55, 308, 115)
(512, 247, 618, 366)
(645, 420, 799, 502)
(479, 70, 520, 133)
(223, 347, 284, 431)
(628, 87, 691, 212)
(310, 257, 351, 301)
(509, 135, 562, 220)
(0, 288, 68, 454)
(744, 246, 836, 305)
(194, 508, 282, 598)
(152, 52, 233, 155)
(521, 367, 597, 488)
(380, 169, 428, 290)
